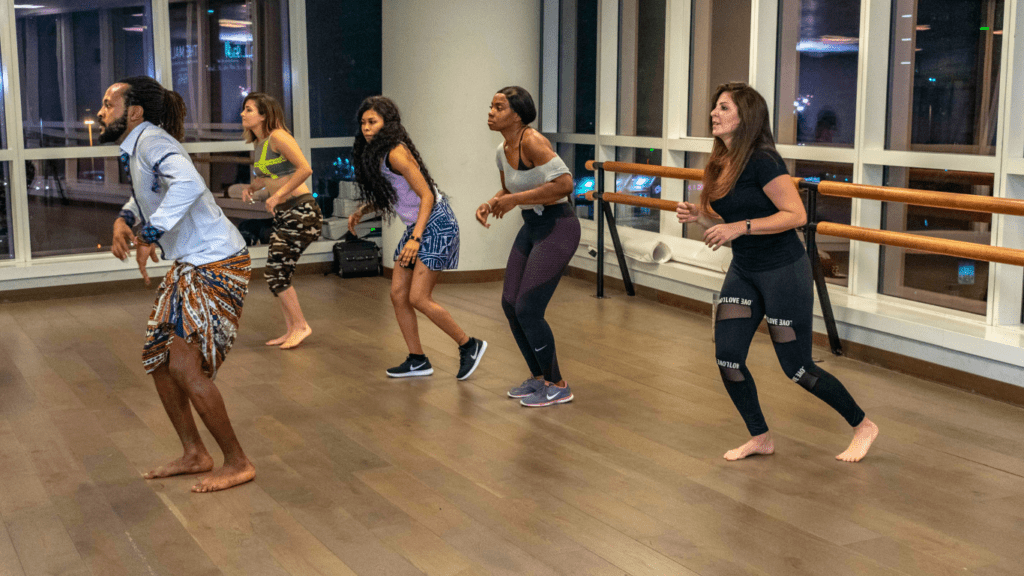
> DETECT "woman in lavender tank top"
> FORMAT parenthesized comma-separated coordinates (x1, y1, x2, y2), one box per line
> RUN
(349, 96, 488, 381)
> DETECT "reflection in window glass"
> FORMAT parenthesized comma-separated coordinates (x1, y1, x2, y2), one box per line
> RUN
(311, 147, 357, 221)
(307, 0, 381, 138)
(791, 160, 853, 285)
(613, 147, 662, 232)
(0, 42, 6, 150)
(683, 152, 707, 241)
(617, 0, 665, 137)
(28, 156, 130, 257)
(1, 163, 12, 260)
(557, 143, 595, 221)
(887, 0, 1004, 155)
(16, 2, 154, 149)
(27, 153, 258, 257)
(170, 0, 291, 142)
(689, 0, 750, 137)
(558, 0, 598, 134)
(776, 0, 860, 146)
(880, 167, 992, 314)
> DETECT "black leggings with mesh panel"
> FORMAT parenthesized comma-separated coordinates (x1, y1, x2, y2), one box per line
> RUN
(714, 254, 865, 436)
(501, 204, 581, 384)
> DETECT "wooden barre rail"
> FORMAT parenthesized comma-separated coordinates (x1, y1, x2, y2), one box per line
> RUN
(585, 160, 704, 181)
(583, 191, 678, 211)
(587, 160, 1024, 217)
(582, 190, 1024, 267)
(815, 222, 1024, 267)
(816, 181, 1024, 217)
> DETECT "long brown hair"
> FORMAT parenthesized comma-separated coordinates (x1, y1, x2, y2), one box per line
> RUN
(700, 82, 777, 216)
(243, 92, 291, 143)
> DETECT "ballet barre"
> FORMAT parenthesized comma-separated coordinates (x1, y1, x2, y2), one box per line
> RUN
(586, 159, 1024, 356)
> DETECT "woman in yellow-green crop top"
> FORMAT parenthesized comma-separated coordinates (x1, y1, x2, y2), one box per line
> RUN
(240, 92, 322, 350)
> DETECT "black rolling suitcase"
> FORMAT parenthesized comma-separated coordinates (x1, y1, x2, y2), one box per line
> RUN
(330, 233, 382, 278)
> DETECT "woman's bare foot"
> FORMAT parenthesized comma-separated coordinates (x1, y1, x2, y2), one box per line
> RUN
(724, 432, 775, 461)
(265, 334, 289, 346)
(191, 460, 256, 493)
(836, 418, 878, 462)
(279, 325, 312, 350)
(143, 452, 214, 479)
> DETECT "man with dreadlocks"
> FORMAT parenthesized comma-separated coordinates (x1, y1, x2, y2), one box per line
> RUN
(348, 96, 488, 381)
(99, 76, 255, 492)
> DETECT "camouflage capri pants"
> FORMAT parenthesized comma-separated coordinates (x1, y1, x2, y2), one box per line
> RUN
(266, 200, 322, 295)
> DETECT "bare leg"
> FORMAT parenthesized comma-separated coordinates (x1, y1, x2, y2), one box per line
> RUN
(408, 262, 468, 346)
(265, 294, 293, 346)
(392, 265, 424, 355)
(836, 418, 879, 462)
(143, 366, 214, 478)
(165, 337, 254, 492)
(277, 287, 312, 349)
(724, 431, 775, 461)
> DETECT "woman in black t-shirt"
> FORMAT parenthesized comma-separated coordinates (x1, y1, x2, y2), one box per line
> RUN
(677, 83, 878, 463)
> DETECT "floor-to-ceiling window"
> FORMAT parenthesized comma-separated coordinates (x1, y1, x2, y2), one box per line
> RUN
(0, 0, 382, 277)
(540, 0, 1024, 379)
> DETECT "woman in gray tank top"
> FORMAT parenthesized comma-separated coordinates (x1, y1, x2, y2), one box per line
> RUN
(478, 86, 580, 407)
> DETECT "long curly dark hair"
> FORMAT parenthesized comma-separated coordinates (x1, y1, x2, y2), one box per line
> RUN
(352, 96, 437, 219)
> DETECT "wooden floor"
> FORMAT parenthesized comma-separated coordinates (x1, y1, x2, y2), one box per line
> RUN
(1, 273, 1023, 576)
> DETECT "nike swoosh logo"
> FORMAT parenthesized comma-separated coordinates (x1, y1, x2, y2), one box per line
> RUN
(534, 345, 547, 352)
(411, 362, 426, 370)
(470, 344, 479, 360)
(546, 390, 561, 400)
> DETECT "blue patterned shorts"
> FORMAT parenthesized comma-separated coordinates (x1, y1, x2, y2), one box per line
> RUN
(394, 196, 460, 271)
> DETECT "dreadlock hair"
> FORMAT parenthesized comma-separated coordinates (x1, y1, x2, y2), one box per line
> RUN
(700, 82, 777, 217)
(242, 92, 290, 143)
(118, 76, 187, 141)
(352, 96, 438, 220)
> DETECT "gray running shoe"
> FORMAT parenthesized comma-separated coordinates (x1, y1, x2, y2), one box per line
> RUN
(507, 378, 544, 398)
(520, 383, 573, 407)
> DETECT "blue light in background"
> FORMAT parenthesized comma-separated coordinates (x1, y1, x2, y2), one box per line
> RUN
(628, 176, 655, 191)
(958, 260, 975, 285)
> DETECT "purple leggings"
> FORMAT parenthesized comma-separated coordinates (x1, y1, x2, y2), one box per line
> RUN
(501, 204, 581, 383)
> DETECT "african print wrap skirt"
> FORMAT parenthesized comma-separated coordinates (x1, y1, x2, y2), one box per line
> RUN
(394, 195, 460, 271)
(142, 249, 251, 378)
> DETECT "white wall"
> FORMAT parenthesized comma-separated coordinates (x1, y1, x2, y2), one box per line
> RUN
(381, 0, 541, 271)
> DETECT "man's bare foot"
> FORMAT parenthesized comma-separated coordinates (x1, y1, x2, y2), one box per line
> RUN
(191, 460, 255, 493)
(724, 432, 775, 461)
(279, 325, 312, 350)
(143, 452, 214, 479)
(265, 334, 289, 346)
(837, 418, 878, 462)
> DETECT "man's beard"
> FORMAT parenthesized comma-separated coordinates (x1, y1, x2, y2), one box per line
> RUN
(98, 110, 129, 144)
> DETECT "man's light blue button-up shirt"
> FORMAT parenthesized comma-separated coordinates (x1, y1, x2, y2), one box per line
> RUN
(119, 122, 245, 266)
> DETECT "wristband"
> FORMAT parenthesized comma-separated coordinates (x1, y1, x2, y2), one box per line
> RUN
(409, 235, 421, 243)
(746, 220, 751, 235)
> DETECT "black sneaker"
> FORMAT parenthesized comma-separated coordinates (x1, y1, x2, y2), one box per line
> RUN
(456, 338, 488, 380)
(386, 355, 434, 378)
